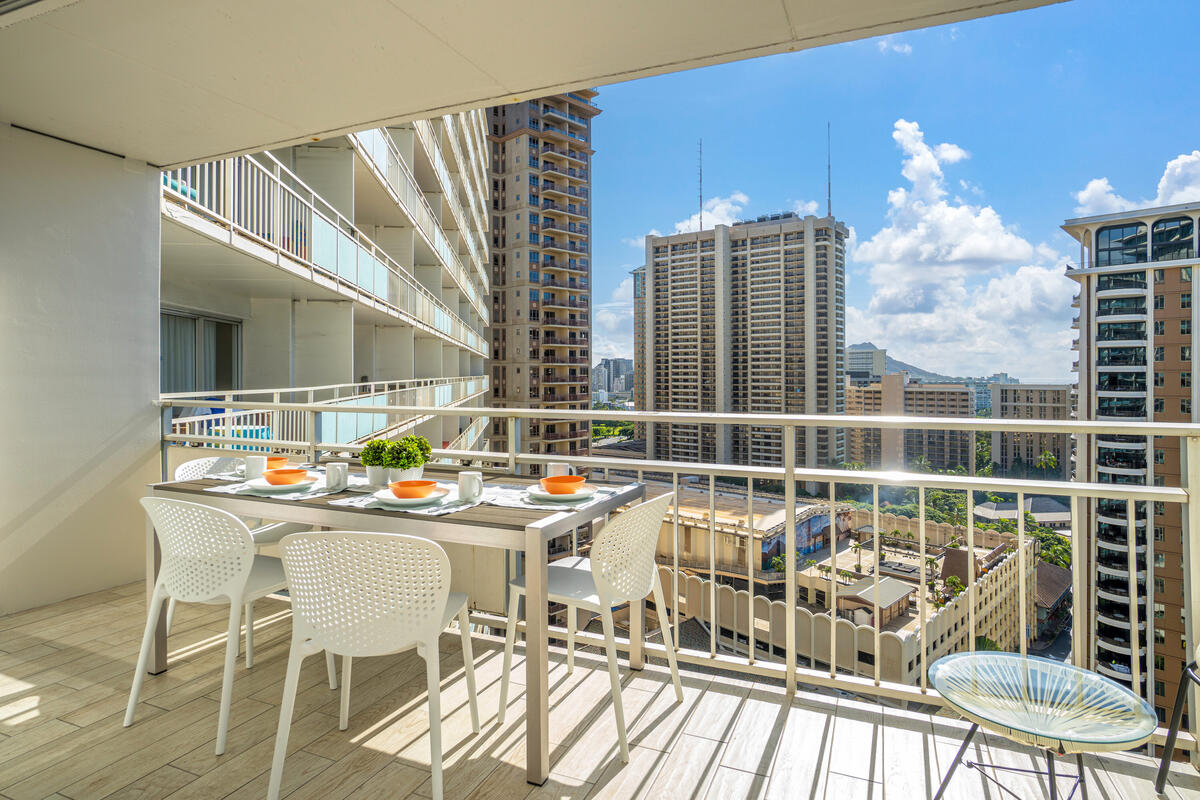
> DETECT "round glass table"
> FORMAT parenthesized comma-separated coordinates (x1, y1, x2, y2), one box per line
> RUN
(928, 652, 1157, 800)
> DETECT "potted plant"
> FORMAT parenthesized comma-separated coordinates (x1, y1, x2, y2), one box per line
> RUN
(360, 439, 391, 487)
(387, 435, 431, 482)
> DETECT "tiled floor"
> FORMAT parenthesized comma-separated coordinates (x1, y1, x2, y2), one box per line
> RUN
(0, 584, 1197, 799)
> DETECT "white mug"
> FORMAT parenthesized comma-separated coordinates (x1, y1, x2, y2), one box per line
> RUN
(458, 471, 483, 502)
(546, 462, 573, 477)
(326, 462, 348, 491)
(245, 455, 266, 480)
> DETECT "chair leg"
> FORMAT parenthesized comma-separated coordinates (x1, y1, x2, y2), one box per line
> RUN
(1156, 661, 1196, 793)
(458, 605, 480, 734)
(498, 584, 521, 725)
(165, 596, 177, 635)
(652, 572, 684, 702)
(421, 643, 445, 800)
(325, 650, 338, 690)
(215, 598, 242, 755)
(339, 655, 352, 730)
(266, 640, 306, 800)
(566, 604, 576, 675)
(600, 607, 630, 763)
(244, 600, 255, 668)
(124, 584, 167, 727)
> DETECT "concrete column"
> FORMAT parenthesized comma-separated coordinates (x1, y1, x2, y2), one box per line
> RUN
(375, 225, 415, 272)
(443, 343, 458, 380)
(415, 334, 442, 378)
(415, 264, 442, 299)
(353, 323, 375, 383)
(644, 238, 656, 459)
(377, 325, 415, 380)
(294, 300, 354, 386)
(243, 298, 294, 389)
(292, 143, 355, 222)
(0, 126, 160, 612)
(804, 216, 817, 468)
(714, 225, 732, 463)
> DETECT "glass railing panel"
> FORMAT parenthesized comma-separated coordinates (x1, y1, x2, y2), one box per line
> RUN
(312, 215, 338, 272)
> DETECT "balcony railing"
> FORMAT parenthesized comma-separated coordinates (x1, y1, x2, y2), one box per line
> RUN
(161, 153, 487, 357)
(410, 120, 487, 279)
(349, 129, 489, 324)
(154, 402, 1200, 758)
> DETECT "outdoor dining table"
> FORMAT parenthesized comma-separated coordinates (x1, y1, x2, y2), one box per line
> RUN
(142, 465, 646, 785)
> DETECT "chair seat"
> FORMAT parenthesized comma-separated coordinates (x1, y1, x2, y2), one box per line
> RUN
(510, 556, 602, 611)
(245, 555, 287, 598)
(250, 522, 313, 545)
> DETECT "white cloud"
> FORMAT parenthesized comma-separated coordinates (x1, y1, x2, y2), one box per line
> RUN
(876, 36, 912, 55)
(850, 120, 1073, 380)
(1073, 150, 1200, 214)
(591, 278, 636, 360)
(622, 229, 661, 249)
(792, 198, 819, 215)
(670, 191, 749, 234)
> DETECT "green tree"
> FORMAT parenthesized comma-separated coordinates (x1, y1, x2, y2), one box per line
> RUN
(945, 575, 966, 599)
(1035, 449, 1059, 479)
(975, 636, 1002, 651)
(911, 454, 932, 473)
(851, 541, 863, 572)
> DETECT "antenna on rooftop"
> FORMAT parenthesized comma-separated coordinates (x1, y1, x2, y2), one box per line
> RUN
(698, 138, 703, 231)
(826, 122, 832, 218)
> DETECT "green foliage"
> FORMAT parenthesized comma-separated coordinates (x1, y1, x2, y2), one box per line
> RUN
(945, 575, 966, 598)
(360, 439, 391, 467)
(592, 420, 634, 440)
(975, 636, 1002, 651)
(386, 435, 431, 469)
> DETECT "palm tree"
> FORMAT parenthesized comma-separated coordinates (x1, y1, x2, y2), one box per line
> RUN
(1035, 449, 1059, 479)
(912, 454, 932, 473)
(850, 541, 862, 572)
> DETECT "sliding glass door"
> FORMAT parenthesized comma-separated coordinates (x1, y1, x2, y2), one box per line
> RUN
(161, 311, 241, 394)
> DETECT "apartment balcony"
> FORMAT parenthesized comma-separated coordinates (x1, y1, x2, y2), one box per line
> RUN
(161, 153, 488, 358)
(540, 429, 590, 441)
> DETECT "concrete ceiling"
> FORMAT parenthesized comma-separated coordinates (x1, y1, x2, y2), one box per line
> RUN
(0, 0, 1063, 168)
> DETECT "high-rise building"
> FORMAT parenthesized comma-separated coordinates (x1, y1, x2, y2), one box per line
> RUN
(642, 212, 847, 466)
(966, 372, 1019, 414)
(592, 365, 608, 394)
(598, 357, 633, 393)
(847, 345, 886, 386)
(845, 373, 974, 470)
(1064, 201, 1198, 717)
(486, 91, 601, 468)
(990, 383, 1073, 479)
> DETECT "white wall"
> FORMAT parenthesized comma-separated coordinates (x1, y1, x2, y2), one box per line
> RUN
(293, 300, 353, 386)
(377, 325, 414, 380)
(353, 323, 375, 382)
(0, 126, 161, 614)
(242, 297, 293, 389)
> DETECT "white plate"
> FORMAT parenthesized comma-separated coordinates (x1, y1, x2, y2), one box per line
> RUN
(525, 483, 599, 503)
(245, 476, 320, 493)
(372, 486, 451, 508)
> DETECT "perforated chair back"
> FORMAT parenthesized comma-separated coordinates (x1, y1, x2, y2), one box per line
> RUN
(140, 497, 256, 603)
(279, 532, 452, 658)
(174, 457, 244, 481)
(590, 492, 675, 606)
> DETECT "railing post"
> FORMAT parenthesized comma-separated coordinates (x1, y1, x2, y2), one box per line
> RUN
(783, 425, 797, 694)
(307, 410, 320, 464)
(1070, 495, 1087, 668)
(159, 406, 173, 482)
(1183, 436, 1200, 768)
(507, 416, 518, 474)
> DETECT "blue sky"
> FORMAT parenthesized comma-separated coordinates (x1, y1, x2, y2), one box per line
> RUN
(587, 0, 1200, 382)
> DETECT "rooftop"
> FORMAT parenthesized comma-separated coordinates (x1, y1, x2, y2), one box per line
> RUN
(1, 584, 1193, 800)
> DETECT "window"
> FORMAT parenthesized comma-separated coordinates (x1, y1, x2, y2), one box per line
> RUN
(1185, 399, 1193, 415)
(1155, 294, 1166, 310)
(1156, 346, 1165, 362)
(160, 311, 241, 394)
(1183, 319, 1192, 335)
(1155, 602, 1166, 619)
(1097, 223, 1148, 266)
(1156, 627, 1167, 643)
(1184, 345, 1192, 361)
(1156, 552, 1167, 567)
(1185, 293, 1193, 309)
(1155, 320, 1166, 336)
(1155, 577, 1166, 593)
(1156, 680, 1166, 697)
(1156, 268, 1166, 283)
(1155, 398, 1165, 413)
(1155, 654, 1166, 671)
(1156, 371, 1166, 387)
(1185, 267, 1193, 282)
(1184, 372, 1192, 388)
(1156, 526, 1166, 541)
(1152, 216, 1195, 261)
(1155, 449, 1166, 464)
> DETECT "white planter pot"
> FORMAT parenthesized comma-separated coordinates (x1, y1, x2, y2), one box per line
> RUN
(389, 465, 424, 483)
(365, 465, 388, 487)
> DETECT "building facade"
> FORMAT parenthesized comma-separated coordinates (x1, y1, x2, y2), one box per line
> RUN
(847, 345, 886, 386)
(486, 91, 601, 469)
(990, 383, 1072, 479)
(845, 373, 974, 470)
(1064, 201, 1199, 721)
(642, 213, 847, 467)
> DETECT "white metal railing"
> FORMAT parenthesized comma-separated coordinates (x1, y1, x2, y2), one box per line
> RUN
(153, 401, 1200, 756)
(162, 378, 487, 453)
(411, 119, 485, 273)
(347, 128, 488, 324)
(161, 153, 487, 356)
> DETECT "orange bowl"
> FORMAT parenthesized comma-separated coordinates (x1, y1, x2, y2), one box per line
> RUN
(263, 468, 308, 485)
(266, 456, 289, 470)
(540, 475, 586, 495)
(390, 480, 437, 499)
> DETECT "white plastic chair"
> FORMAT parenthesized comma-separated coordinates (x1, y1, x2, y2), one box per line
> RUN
(498, 492, 682, 762)
(165, 457, 311, 639)
(125, 497, 337, 755)
(267, 532, 480, 800)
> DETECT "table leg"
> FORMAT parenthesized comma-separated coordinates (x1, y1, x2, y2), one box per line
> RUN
(524, 525, 549, 786)
(1075, 753, 1088, 800)
(146, 516, 168, 674)
(1047, 750, 1057, 800)
(933, 722, 978, 800)
(629, 597, 645, 670)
